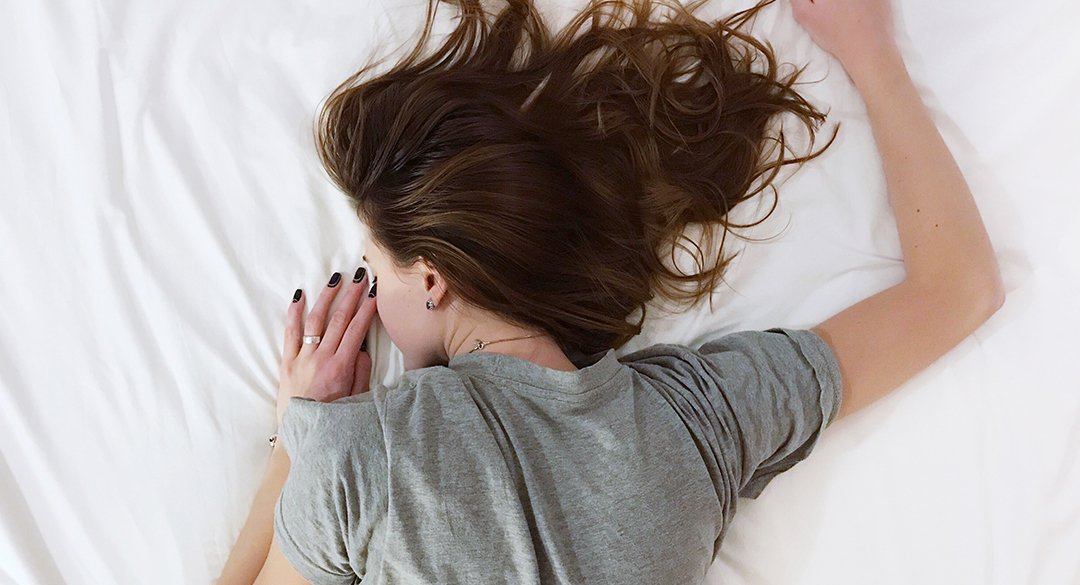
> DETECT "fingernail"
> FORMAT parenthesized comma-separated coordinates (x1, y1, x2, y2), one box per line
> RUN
(328, 272, 341, 287)
(292, 289, 302, 303)
(353, 266, 366, 283)
(368, 282, 377, 298)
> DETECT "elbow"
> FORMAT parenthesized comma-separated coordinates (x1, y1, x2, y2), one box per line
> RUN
(980, 282, 1006, 319)
(952, 277, 1005, 337)
(969, 271, 1006, 323)
(974, 254, 1007, 319)
(910, 269, 1006, 324)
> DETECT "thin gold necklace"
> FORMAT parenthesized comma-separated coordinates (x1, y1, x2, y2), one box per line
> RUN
(468, 333, 543, 353)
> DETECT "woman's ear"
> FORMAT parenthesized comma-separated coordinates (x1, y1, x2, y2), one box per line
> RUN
(418, 256, 449, 306)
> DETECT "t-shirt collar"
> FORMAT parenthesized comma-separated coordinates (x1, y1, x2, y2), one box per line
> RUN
(448, 347, 623, 392)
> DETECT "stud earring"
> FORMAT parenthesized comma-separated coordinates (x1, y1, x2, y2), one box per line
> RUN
(425, 298, 435, 310)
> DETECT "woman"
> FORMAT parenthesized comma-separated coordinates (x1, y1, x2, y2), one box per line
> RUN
(221, 0, 1004, 582)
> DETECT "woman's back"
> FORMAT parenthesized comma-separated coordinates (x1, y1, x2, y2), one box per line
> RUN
(273, 327, 842, 584)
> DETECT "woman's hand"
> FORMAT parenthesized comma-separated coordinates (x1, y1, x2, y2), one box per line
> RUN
(790, 0, 898, 77)
(276, 268, 377, 425)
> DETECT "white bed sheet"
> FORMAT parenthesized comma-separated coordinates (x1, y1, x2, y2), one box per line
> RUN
(1, 0, 1077, 583)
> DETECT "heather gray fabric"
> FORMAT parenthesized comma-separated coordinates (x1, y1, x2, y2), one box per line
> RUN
(273, 327, 843, 585)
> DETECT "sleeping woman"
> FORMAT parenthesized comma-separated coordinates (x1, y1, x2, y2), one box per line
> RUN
(220, 0, 1004, 582)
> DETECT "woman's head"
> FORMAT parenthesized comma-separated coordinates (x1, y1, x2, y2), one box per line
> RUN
(317, 0, 838, 368)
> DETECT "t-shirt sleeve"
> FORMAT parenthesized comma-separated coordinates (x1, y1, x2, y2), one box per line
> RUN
(626, 327, 843, 500)
(273, 394, 387, 585)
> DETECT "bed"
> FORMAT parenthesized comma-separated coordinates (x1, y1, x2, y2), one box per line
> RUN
(1, 0, 1077, 583)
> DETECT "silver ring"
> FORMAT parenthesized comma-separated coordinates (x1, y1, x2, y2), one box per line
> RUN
(303, 335, 322, 345)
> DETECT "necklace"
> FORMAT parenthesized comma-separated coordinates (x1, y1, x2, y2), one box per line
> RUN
(468, 333, 543, 353)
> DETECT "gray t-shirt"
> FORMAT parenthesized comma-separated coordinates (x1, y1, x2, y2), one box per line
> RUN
(273, 327, 843, 585)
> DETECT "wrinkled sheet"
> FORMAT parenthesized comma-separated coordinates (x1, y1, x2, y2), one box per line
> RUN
(1, 0, 1077, 583)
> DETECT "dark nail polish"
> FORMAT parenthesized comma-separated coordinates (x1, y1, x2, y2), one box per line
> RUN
(368, 282, 377, 298)
(292, 289, 302, 303)
(328, 272, 341, 287)
(353, 266, 366, 283)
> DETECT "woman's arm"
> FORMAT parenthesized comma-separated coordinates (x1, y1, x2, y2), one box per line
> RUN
(794, 0, 1002, 291)
(218, 448, 292, 584)
(220, 269, 378, 583)
(845, 46, 1002, 292)
(790, 0, 1005, 420)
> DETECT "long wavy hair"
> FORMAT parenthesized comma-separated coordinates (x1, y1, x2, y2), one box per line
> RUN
(315, 0, 838, 359)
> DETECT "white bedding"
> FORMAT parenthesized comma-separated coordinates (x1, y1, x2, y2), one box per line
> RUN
(1, 0, 1077, 583)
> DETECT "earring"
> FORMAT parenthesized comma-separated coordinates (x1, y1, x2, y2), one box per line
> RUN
(425, 298, 435, 310)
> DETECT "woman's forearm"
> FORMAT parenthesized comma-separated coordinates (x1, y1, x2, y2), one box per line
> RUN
(846, 47, 1004, 299)
(219, 447, 291, 585)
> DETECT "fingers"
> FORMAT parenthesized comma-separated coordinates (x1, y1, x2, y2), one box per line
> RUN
(283, 288, 305, 365)
(319, 267, 371, 354)
(301, 271, 347, 355)
(339, 279, 377, 359)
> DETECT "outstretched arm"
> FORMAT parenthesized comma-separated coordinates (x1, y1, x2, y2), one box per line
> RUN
(790, 0, 1005, 420)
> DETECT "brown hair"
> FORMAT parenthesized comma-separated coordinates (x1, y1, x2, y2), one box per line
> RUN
(315, 0, 838, 359)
